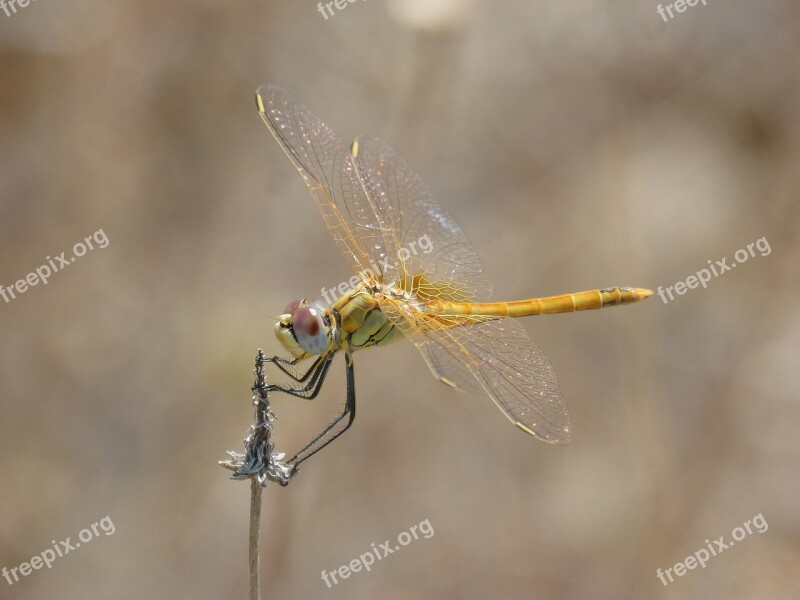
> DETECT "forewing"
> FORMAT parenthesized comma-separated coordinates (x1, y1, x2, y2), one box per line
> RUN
(354, 137, 569, 441)
(256, 85, 396, 278)
(353, 136, 492, 300)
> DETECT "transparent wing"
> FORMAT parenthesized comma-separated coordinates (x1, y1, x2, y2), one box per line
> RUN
(354, 138, 571, 442)
(414, 326, 487, 396)
(425, 319, 570, 443)
(256, 85, 397, 279)
(381, 298, 572, 444)
(352, 136, 492, 300)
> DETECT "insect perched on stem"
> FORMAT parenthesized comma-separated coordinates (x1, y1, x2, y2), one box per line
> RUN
(256, 85, 652, 472)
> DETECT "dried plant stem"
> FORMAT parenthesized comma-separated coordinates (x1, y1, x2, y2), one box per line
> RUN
(220, 349, 295, 600)
(249, 478, 263, 600)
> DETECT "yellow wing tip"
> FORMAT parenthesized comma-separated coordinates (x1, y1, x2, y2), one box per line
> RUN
(255, 92, 266, 114)
(515, 422, 536, 436)
(515, 422, 572, 444)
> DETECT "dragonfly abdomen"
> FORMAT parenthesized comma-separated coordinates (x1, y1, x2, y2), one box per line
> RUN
(427, 287, 653, 318)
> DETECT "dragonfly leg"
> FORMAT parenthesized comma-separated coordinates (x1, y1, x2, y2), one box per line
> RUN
(265, 353, 333, 399)
(287, 352, 356, 470)
(261, 354, 323, 383)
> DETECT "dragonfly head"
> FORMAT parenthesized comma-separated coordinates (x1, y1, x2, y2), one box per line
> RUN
(274, 298, 335, 359)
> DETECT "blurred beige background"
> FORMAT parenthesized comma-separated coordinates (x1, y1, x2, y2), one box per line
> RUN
(1, 1, 799, 598)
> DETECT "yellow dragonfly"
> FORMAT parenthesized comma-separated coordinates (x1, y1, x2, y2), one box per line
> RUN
(256, 85, 652, 471)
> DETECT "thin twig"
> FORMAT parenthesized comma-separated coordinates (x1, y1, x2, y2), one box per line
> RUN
(249, 478, 263, 600)
(220, 349, 297, 600)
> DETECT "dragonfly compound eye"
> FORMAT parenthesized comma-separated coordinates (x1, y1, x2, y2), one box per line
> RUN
(293, 305, 328, 354)
(283, 297, 305, 316)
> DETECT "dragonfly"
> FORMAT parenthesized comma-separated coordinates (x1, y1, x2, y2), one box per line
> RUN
(256, 84, 652, 472)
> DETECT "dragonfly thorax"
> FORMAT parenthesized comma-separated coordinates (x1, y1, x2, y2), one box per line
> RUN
(332, 284, 406, 352)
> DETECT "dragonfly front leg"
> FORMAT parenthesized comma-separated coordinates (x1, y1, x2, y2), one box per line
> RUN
(287, 353, 356, 470)
(261, 354, 325, 383)
(265, 353, 334, 399)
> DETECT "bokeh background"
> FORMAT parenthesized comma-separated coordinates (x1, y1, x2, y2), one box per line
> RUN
(1, 1, 799, 598)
